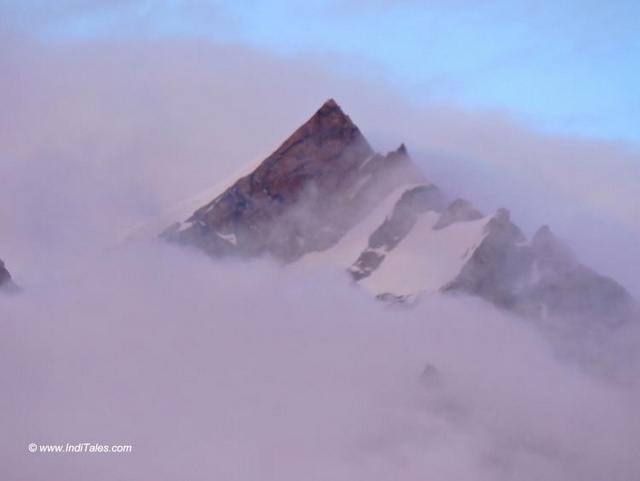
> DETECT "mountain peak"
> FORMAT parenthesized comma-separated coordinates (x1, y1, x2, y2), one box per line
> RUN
(395, 143, 408, 156)
(531, 224, 555, 247)
(272, 99, 370, 164)
(495, 207, 511, 222)
(531, 224, 577, 267)
(163, 100, 422, 262)
(433, 198, 483, 230)
(320, 98, 339, 110)
(306, 98, 353, 129)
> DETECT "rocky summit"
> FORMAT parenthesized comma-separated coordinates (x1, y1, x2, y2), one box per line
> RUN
(162, 99, 424, 262)
(159, 99, 638, 327)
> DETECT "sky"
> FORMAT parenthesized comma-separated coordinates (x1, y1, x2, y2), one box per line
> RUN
(2, 0, 639, 144)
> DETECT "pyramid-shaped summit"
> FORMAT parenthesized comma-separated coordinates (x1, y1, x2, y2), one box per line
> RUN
(162, 99, 425, 262)
(277, 98, 370, 158)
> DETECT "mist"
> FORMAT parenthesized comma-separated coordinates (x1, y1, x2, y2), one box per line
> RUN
(1, 38, 638, 291)
(2, 38, 640, 480)
(3, 241, 640, 480)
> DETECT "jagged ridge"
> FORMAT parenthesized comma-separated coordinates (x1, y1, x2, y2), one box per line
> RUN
(158, 99, 637, 327)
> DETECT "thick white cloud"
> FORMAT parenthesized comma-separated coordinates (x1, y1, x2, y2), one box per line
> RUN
(2, 240, 640, 480)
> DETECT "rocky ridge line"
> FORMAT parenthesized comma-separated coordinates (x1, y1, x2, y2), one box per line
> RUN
(160, 99, 638, 327)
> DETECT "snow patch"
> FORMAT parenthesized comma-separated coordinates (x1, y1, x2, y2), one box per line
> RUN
(216, 231, 237, 245)
(296, 184, 425, 270)
(359, 213, 489, 297)
(357, 153, 377, 170)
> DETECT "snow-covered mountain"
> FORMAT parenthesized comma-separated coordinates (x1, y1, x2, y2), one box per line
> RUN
(157, 99, 637, 326)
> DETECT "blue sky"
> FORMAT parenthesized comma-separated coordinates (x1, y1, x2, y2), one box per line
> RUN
(2, 0, 639, 145)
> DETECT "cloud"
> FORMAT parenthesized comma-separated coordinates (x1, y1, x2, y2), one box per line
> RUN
(0, 1, 133, 33)
(3, 0, 639, 147)
(0, 1, 237, 41)
(1, 37, 640, 480)
(1, 240, 640, 480)
(1, 38, 638, 292)
(2, 240, 640, 480)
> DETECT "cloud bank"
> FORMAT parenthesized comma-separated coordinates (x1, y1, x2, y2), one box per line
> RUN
(2, 241, 640, 481)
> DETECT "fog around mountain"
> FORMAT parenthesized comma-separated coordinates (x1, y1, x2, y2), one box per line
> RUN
(3, 241, 640, 480)
(1, 39, 640, 480)
(2, 39, 638, 292)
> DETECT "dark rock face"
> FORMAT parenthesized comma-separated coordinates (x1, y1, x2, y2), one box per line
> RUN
(445, 219, 636, 325)
(433, 198, 483, 230)
(523, 226, 635, 324)
(163, 99, 423, 262)
(443, 209, 533, 309)
(349, 184, 443, 280)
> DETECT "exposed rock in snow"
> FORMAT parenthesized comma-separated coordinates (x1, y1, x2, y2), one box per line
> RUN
(349, 184, 444, 281)
(433, 198, 484, 230)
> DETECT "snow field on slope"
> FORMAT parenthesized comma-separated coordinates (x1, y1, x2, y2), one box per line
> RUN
(359, 213, 488, 296)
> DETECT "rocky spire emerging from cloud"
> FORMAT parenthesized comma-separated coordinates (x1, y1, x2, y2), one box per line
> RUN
(162, 99, 424, 262)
